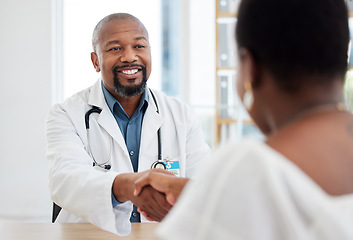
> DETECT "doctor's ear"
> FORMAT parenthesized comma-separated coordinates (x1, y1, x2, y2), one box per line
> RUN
(91, 52, 101, 73)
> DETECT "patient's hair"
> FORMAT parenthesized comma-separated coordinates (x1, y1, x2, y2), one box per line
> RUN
(236, 0, 349, 92)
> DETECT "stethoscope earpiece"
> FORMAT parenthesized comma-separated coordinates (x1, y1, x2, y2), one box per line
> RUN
(93, 162, 111, 170)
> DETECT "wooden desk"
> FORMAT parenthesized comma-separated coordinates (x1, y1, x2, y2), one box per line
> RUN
(0, 222, 159, 240)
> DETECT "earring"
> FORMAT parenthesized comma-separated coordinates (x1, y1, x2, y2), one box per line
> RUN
(243, 81, 253, 111)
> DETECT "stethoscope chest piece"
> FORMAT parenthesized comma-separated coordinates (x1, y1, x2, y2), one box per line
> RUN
(151, 160, 166, 169)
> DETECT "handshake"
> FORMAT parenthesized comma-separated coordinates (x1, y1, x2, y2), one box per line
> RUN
(112, 169, 189, 222)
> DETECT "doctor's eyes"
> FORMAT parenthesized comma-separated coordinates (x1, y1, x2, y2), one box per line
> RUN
(107, 47, 122, 52)
(107, 45, 146, 52)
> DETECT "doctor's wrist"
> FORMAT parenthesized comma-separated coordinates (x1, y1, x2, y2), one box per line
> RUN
(112, 173, 139, 203)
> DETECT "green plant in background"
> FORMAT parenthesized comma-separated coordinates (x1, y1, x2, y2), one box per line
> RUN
(344, 70, 353, 112)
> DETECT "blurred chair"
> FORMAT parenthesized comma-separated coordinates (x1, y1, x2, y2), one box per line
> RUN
(52, 202, 62, 223)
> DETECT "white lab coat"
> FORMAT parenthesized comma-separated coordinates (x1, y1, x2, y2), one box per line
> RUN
(45, 79, 210, 235)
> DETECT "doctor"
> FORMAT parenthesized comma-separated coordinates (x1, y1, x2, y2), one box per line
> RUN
(46, 13, 210, 236)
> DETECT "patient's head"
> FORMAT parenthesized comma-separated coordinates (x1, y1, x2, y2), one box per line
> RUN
(234, 0, 350, 134)
(236, 0, 349, 92)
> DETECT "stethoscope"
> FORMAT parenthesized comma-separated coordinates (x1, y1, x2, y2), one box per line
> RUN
(85, 89, 167, 170)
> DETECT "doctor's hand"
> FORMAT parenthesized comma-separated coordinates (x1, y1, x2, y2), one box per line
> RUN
(134, 169, 189, 210)
(132, 185, 171, 222)
(112, 170, 173, 222)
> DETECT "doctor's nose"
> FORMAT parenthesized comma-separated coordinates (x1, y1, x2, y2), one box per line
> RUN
(120, 48, 138, 63)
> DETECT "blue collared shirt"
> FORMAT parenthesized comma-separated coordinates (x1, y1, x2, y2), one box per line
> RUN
(102, 83, 148, 222)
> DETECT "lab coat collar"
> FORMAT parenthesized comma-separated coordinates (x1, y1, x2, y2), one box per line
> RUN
(87, 80, 128, 156)
(87, 79, 163, 158)
(140, 89, 163, 154)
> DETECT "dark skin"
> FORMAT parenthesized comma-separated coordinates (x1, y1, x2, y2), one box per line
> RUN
(266, 111, 353, 196)
(91, 17, 152, 118)
(90, 16, 172, 221)
(134, 169, 189, 221)
(134, 49, 353, 218)
(237, 49, 353, 196)
(114, 171, 172, 222)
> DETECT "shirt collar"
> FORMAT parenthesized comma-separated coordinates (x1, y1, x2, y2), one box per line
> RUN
(101, 82, 149, 117)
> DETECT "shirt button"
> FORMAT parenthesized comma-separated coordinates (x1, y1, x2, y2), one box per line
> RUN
(132, 212, 138, 217)
(130, 150, 134, 156)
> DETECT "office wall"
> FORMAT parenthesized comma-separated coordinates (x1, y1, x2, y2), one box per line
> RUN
(0, 0, 52, 222)
(0, 0, 215, 222)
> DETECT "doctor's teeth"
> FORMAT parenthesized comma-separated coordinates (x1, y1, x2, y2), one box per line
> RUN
(122, 69, 138, 75)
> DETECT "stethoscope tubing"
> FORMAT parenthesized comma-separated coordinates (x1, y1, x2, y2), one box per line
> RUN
(85, 88, 165, 170)
(149, 89, 162, 161)
(85, 106, 112, 169)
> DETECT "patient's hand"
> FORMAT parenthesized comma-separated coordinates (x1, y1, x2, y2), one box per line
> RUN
(112, 170, 172, 222)
(131, 185, 172, 222)
(134, 169, 189, 220)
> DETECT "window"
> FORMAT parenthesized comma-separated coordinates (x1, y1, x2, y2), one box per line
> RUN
(62, 0, 162, 98)
(53, 0, 259, 149)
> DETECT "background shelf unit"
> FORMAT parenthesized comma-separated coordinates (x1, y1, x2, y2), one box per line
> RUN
(215, 0, 258, 144)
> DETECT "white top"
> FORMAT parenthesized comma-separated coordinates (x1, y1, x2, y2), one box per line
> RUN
(157, 140, 353, 240)
(46, 80, 210, 235)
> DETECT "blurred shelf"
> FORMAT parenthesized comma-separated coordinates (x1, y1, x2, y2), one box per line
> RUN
(216, 12, 237, 18)
(217, 118, 255, 125)
(216, 67, 237, 71)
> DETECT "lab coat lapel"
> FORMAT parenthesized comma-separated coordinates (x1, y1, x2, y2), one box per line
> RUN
(97, 109, 128, 153)
(140, 90, 163, 153)
(87, 80, 129, 156)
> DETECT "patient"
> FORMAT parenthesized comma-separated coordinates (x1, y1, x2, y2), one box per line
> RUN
(134, 0, 353, 238)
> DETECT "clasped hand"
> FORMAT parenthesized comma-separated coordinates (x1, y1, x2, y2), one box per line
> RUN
(133, 169, 189, 221)
(112, 169, 188, 222)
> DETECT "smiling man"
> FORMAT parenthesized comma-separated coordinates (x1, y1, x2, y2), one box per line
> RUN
(45, 13, 210, 236)
(91, 14, 151, 112)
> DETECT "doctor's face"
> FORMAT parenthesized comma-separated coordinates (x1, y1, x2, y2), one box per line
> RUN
(91, 18, 152, 98)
